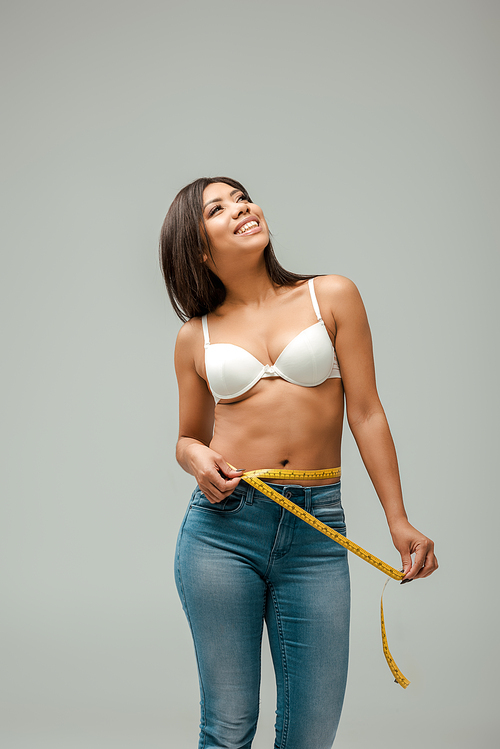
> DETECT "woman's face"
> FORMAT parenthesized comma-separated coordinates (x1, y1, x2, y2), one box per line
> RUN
(201, 182, 269, 267)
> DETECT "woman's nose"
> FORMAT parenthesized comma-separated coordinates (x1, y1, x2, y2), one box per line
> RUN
(233, 202, 249, 218)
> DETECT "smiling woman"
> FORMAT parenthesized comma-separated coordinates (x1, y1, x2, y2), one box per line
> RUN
(160, 177, 311, 321)
(158, 176, 437, 749)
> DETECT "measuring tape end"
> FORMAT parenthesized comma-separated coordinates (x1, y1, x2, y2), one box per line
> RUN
(396, 677, 410, 689)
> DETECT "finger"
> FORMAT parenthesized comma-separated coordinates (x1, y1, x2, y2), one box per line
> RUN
(196, 482, 220, 504)
(206, 492, 224, 504)
(197, 473, 226, 503)
(400, 550, 413, 579)
(406, 548, 427, 580)
(198, 464, 233, 494)
(201, 482, 231, 504)
(218, 460, 245, 479)
(209, 472, 242, 495)
(224, 474, 243, 491)
(413, 552, 439, 580)
(202, 471, 243, 503)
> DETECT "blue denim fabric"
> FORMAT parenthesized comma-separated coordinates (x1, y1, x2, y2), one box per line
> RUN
(175, 481, 350, 749)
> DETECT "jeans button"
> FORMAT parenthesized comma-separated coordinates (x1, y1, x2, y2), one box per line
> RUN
(285, 491, 292, 499)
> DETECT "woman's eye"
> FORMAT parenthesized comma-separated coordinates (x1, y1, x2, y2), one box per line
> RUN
(208, 204, 222, 217)
(237, 194, 248, 202)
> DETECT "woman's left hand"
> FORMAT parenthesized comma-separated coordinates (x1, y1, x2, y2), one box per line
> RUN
(389, 519, 438, 581)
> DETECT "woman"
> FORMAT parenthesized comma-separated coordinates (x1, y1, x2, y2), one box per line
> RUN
(160, 176, 437, 749)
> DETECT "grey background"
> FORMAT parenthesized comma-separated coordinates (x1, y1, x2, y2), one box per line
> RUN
(1, 1, 498, 747)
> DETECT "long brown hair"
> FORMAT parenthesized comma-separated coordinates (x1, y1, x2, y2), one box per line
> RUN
(159, 176, 312, 321)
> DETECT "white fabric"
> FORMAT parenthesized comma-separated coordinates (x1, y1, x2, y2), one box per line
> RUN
(202, 278, 341, 403)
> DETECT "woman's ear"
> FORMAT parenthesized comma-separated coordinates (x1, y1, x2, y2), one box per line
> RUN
(201, 253, 208, 263)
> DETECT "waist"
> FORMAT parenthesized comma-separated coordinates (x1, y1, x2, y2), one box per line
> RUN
(234, 465, 341, 488)
(232, 479, 342, 506)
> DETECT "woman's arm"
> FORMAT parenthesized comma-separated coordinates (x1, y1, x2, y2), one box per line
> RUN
(323, 275, 438, 581)
(174, 319, 243, 503)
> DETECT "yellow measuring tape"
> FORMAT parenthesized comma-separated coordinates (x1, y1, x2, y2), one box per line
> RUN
(234, 466, 410, 689)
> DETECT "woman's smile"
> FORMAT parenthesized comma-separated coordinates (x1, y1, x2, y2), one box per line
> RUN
(234, 217, 261, 235)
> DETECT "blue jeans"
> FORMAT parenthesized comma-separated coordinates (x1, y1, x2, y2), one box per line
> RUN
(175, 480, 350, 749)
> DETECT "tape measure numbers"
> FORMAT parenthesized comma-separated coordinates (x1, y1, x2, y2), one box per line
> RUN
(233, 466, 410, 689)
(381, 579, 410, 689)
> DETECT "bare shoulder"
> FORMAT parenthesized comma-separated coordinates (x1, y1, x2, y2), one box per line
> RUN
(176, 317, 202, 346)
(314, 274, 361, 298)
(313, 274, 365, 321)
(174, 317, 204, 366)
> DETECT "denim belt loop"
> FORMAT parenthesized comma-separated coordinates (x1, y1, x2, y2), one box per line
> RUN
(244, 485, 255, 505)
(304, 487, 312, 513)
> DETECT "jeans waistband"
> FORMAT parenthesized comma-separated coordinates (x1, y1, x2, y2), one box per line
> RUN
(232, 480, 341, 512)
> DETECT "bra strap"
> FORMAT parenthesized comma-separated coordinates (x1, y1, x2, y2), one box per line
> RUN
(308, 278, 323, 322)
(201, 315, 210, 348)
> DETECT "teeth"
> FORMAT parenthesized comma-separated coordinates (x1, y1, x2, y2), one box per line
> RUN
(236, 221, 258, 235)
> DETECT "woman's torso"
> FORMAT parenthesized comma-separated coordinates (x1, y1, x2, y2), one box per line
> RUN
(195, 278, 345, 485)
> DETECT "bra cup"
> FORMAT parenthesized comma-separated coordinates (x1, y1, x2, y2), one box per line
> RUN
(204, 321, 339, 402)
(274, 322, 335, 385)
(205, 344, 266, 400)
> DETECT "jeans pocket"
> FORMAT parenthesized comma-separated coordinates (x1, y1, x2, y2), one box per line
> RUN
(312, 502, 346, 535)
(190, 488, 245, 514)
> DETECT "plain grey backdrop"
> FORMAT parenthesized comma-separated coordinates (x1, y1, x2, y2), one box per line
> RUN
(1, 1, 498, 747)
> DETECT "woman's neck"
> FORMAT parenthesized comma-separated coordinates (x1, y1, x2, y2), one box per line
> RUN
(213, 258, 279, 308)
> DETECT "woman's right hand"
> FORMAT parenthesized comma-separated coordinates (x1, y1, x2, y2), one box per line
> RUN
(185, 441, 244, 504)
(173, 319, 243, 503)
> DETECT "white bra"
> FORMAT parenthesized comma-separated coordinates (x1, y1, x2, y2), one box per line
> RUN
(201, 278, 341, 404)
